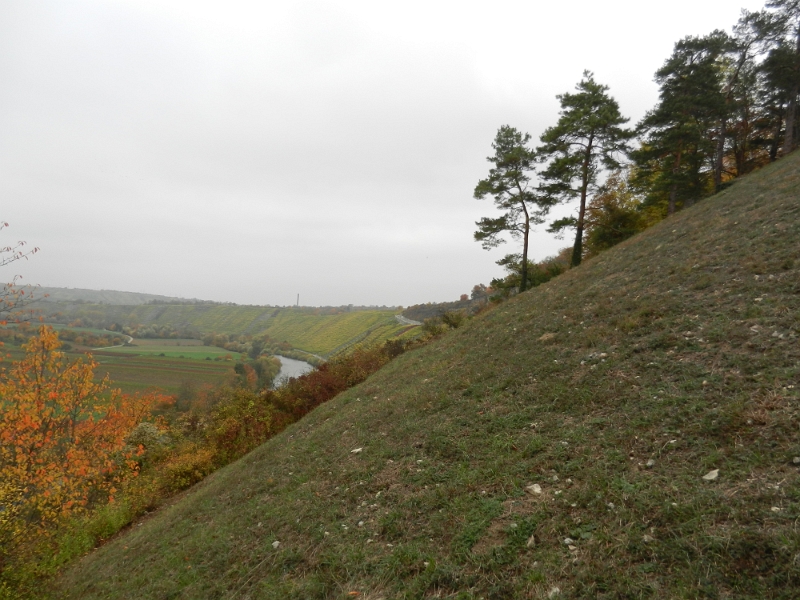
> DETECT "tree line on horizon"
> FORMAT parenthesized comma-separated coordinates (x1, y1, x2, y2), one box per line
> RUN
(475, 0, 800, 293)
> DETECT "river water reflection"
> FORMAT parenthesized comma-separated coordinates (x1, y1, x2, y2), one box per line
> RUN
(274, 355, 315, 387)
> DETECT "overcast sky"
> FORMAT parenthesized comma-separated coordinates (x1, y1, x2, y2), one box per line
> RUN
(1, 0, 763, 307)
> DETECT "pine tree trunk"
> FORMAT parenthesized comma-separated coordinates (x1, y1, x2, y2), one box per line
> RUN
(668, 147, 682, 215)
(714, 119, 727, 190)
(571, 224, 583, 267)
(770, 117, 782, 161)
(783, 94, 797, 155)
(572, 140, 593, 268)
(668, 184, 678, 216)
(520, 215, 529, 293)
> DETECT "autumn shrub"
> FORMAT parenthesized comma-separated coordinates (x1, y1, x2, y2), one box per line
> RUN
(422, 317, 448, 337)
(124, 422, 172, 468)
(440, 310, 467, 329)
(1, 334, 409, 595)
(274, 345, 392, 417)
(207, 341, 400, 464)
(156, 446, 217, 494)
(0, 326, 161, 591)
(208, 387, 275, 463)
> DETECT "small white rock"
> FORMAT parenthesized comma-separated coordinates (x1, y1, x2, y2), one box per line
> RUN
(702, 469, 719, 481)
(548, 586, 561, 598)
(646, 459, 656, 468)
(792, 457, 800, 465)
(563, 537, 575, 545)
(771, 507, 782, 513)
(526, 484, 543, 495)
(607, 502, 615, 509)
(272, 541, 280, 549)
(526, 535, 536, 548)
(642, 535, 655, 543)
(351, 447, 363, 454)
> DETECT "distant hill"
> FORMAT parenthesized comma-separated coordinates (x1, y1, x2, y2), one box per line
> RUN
(32, 300, 414, 358)
(54, 153, 800, 598)
(32, 287, 196, 305)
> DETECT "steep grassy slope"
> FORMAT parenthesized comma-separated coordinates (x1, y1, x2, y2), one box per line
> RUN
(55, 156, 799, 599)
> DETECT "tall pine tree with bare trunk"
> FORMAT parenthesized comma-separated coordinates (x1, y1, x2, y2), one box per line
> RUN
(538, 72, 633, 267)
(474, 126, 549, 293)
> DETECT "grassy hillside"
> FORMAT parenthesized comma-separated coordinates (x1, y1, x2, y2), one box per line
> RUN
(54, 156, 799, 599)
(34, 304, 410, 357)
(259, 310, 408, 356)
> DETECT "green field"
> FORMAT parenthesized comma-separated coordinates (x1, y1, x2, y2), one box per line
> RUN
(101, 338, 238, 361)
(1, 334, 238, 396)
(92, 353, 235, 395)
(94, 339, 239, 394)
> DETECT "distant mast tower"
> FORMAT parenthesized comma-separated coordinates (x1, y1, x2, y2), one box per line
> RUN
(296, 293, 299, 307)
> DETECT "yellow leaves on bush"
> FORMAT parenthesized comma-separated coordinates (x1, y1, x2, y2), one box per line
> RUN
(157, 446, 216, 494)
(0, 326, 159, 547)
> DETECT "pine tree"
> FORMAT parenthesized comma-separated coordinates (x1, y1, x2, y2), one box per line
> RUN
(758, 0, 800, 154)
(633, 33, 729, 215)
(474, 126, 550, 293)
(537, 71, 633, 267)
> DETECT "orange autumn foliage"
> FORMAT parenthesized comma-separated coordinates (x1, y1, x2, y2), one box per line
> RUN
(0, 326, 158, 546)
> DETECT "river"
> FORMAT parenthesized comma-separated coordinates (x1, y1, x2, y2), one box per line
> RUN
(273, 355, 315, 387)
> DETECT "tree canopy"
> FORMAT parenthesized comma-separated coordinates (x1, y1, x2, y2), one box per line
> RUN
(538, 71, 633, 267)
(474, 125, 551, 292)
